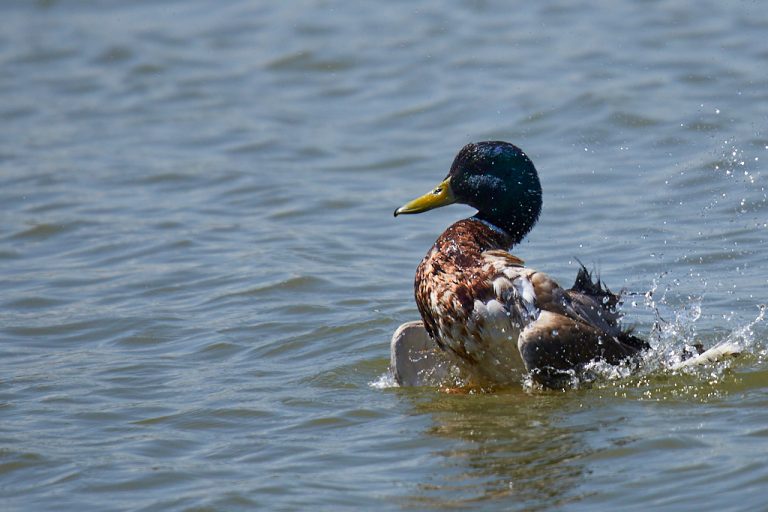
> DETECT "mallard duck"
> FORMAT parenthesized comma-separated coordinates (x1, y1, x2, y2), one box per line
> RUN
(393, 141, 650, 388)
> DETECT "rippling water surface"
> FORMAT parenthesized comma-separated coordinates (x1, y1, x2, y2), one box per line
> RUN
(2, 1, 768, 510)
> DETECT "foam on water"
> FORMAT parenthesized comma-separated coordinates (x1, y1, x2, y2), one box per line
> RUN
(369, 372, 397, 390)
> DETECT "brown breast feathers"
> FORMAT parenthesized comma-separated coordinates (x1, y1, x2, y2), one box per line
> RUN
(414, 218, 517, 360)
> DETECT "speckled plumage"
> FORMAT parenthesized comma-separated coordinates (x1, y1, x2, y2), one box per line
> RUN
(414, 216, 647, 386)
(396, 141, 649, 388)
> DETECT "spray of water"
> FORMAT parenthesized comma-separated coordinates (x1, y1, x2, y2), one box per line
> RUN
(372, 290, 766, 393)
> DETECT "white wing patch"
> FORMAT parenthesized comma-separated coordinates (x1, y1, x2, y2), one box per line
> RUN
(512, 275, 538, 320)
(471, 299, 513, 347)
(492, 276, 514, 301)
(468, 298, 526, 377)
(483, 251, 542, 327)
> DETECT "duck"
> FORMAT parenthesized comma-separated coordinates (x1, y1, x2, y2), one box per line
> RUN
(392, 141, 650, 389)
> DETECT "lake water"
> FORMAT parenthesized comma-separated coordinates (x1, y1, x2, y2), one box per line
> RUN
(2, 0, 768, 510)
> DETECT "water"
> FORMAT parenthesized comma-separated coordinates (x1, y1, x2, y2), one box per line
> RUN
(2, 0, 768, 510)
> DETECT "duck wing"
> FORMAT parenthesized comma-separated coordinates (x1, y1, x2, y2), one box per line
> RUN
(482, 252, 649, 387)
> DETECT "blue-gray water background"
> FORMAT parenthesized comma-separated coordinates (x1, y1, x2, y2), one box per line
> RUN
(2, 1, 768, 510)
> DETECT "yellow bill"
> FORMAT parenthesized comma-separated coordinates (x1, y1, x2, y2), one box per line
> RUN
(394, 177, 455, 216)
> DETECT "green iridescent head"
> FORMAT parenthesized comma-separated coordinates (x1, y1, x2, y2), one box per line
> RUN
(395, 141, 542, 244)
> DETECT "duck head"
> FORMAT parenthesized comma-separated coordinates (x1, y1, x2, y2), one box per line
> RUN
(395, 141, 543, 245)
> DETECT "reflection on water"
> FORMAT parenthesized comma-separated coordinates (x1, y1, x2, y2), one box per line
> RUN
(401, 390, 589, 509)
(392, 353, 768, 510)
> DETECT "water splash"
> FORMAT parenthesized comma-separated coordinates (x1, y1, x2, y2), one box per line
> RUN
(574, 289, 766, 394)
(370, 372, 398, 390)
(373, 296, 766, 393)
(371, 354, 478, 391)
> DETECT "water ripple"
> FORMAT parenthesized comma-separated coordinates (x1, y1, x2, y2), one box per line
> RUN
(1, 0, 768, 510)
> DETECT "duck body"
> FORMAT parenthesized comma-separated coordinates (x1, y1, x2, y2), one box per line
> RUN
(395, 141, 649, 388)
(414, 216, 647, 387)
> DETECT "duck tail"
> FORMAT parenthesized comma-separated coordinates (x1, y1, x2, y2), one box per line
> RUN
(571, 260, 651, 352)
(571, 259, 619, 308)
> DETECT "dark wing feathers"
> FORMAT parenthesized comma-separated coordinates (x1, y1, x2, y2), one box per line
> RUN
(566, 262, 649, 351)
(518, 310, 645, 387)
(517, 261, 650, 386)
